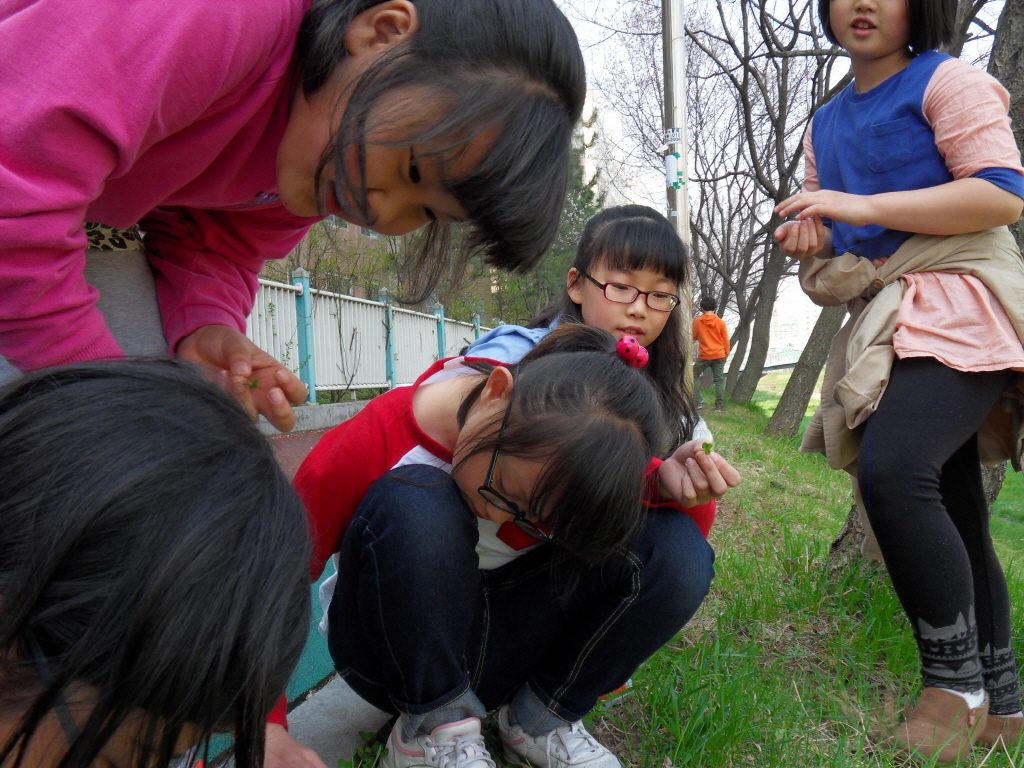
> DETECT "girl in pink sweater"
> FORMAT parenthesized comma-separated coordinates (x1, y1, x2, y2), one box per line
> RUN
(0, 0, 585, 430)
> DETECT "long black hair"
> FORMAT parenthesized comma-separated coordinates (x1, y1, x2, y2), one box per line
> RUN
(297, 0, 587, 301)
(455, 325, 667, 591)
(531, 205, 698, 450)
(0, 360, 310, 768)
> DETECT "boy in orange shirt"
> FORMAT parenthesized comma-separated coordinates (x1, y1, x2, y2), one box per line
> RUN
(692, 296, 730, 412)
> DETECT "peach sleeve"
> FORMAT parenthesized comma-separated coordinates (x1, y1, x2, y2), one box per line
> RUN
(801, 120, 820, 193)
(923, 58, 1024, 180)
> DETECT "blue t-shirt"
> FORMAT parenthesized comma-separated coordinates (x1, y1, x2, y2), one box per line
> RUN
(811, 49, 1024, 259)
(467, 319, 714, 441)
(465, 320, 558, 363)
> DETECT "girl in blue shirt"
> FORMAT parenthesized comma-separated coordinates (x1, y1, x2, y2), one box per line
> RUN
(774, 0, 1024, 760)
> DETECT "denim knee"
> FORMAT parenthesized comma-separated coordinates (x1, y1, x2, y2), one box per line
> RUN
(631, 511, 715, 631)
(353, 464, 478, 567)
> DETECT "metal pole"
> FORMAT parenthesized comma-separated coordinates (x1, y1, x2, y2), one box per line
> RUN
(663, 0, 696, 400)
(291, 267, 317, 403)
(663, 0, 690, 246)
(379, 288, 395, 390)
(428, 300, 446, 361)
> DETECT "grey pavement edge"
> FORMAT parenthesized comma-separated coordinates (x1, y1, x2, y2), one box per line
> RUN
(287, 676, 391, 766)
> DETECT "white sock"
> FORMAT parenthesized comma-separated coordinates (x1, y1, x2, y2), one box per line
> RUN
(1000, 710, 1024, 718)
(944, 688, 986, 709)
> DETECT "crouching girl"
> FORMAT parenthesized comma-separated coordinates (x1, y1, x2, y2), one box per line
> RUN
(269, 325, 738, 768)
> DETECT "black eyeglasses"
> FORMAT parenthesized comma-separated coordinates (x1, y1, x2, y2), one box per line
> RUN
(583, 273, 680, 312)
(477, 388, 553, 544)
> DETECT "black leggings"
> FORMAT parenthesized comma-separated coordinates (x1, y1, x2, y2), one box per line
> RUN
(858, 356, 1020, 714)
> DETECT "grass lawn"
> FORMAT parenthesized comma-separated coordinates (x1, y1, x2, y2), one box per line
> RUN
(584, 374, 1024, 767)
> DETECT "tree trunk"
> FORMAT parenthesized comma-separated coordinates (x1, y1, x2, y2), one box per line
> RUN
(725, 309, 753, 396)
(982, 463, 1007, 509)
(827, 499, 869, 576)
(732, 239, 787, 403)
(988, 0, 1024, 248)
(765, 305, 846, 437)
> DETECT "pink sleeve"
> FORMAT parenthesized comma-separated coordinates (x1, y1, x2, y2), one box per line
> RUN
(0, 0, 297, 370)
(141, 207, 316, 351)
(802, 120, 820, 193)
(0, 2, 127, 370)
(923, 59, 1024, 180)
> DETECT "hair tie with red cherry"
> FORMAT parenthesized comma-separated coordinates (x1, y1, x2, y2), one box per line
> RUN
(615, 335, 649, 368)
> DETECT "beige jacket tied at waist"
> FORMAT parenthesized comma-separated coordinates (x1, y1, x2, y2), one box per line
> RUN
(798, 226, 1024, 474)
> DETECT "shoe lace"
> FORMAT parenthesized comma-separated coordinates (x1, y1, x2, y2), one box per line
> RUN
(545, 722, 605, 764)
(429, 733, 496, 768)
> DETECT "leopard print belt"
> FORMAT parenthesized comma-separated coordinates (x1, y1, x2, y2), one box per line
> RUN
(85, 222, 144, 250)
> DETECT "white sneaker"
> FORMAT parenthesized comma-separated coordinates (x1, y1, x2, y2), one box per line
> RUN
(498, 705, 621, 768)
(381, 715, 497, 768)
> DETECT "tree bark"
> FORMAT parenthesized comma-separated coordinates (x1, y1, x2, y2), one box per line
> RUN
(765, 304, 846, 437)
(827, 499, 869, 576)
(725, 315, 751, 396)
(988, 0, 1024, 248)
(982, 463, 1008, 508)
(732, 234, 788, 403)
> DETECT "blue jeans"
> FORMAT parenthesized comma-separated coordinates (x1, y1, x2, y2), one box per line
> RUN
(328, 465, 715, 736)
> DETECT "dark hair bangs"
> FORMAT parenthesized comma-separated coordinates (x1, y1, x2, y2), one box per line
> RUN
(570, 206, 687, 286)
(460, 402, 652, 564)
(529, 419, 650, 560)
(588, 217, 689, 287)
(301, 0, 585, 302)
(317, 59, 577, 298)
(450, 94, 575, 273)
(818, 0, 956, 53)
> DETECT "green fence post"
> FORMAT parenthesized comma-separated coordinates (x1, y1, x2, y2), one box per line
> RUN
(429, 300, 445, 359)
(379, 288, 394, 389)
(472, 312, 481, 340)
(291, 268, 316, 403)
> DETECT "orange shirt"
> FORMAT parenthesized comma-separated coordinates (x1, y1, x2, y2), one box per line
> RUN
(692, 312, 730, 360)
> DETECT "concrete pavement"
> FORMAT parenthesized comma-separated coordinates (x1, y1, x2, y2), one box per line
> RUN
(287, 677, 391, 766)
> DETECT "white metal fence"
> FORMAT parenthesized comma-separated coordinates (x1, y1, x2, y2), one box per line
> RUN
(248, 281, 301, 371)
(307, 288, 390, 391)
(246, 277, 487, 397)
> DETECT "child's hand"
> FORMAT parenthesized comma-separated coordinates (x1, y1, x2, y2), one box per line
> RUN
(658, 439, 741, 508)
(775, 190, 875, 227)
(265, 723, 329, 768)
(177, 325, 309, 432)
(773, 217, 827, 259)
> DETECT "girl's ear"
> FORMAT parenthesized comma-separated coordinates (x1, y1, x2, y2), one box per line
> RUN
(567, 268, 583, 305)
(480, 367, 514, 408)
(344, 0, 419, 58)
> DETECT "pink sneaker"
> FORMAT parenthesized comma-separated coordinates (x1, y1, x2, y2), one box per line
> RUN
(381, 715, 496, 768)
(498, 705, 621, 768)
